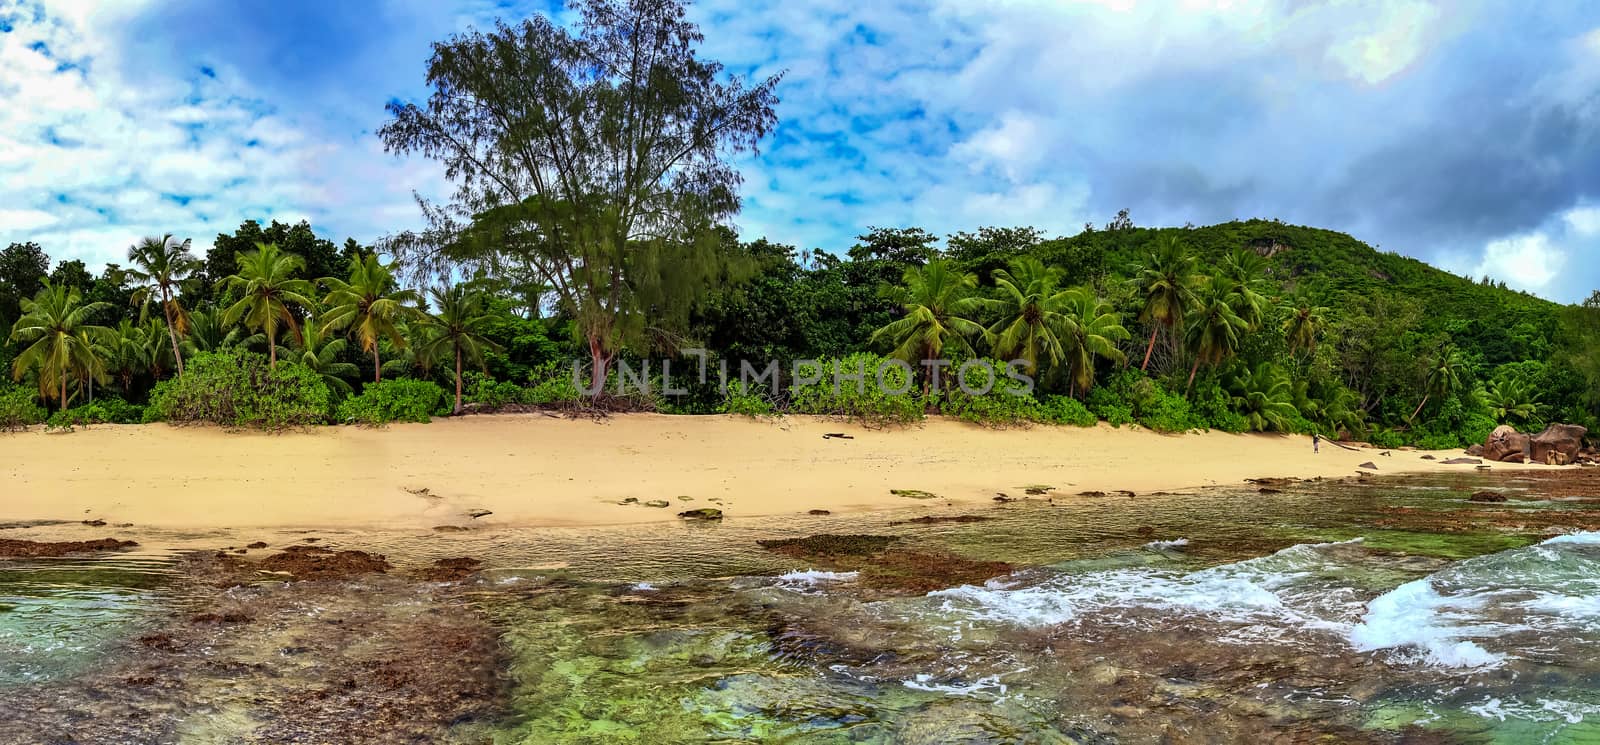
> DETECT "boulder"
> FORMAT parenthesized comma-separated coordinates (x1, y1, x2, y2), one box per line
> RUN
(1441, 457, 1482, 465)
(1465, 444, 1485, 457)
(1357, 461, 1378, 470)
(1468, 491, 1507, 503)
(1483, 425, 1530, 463)
(1531, 424, 1587, 466)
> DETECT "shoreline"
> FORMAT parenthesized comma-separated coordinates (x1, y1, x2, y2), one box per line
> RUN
(0, 413, 1552, 532)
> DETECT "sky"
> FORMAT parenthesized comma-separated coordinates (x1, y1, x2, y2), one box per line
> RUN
(1, 0, 1598, 302)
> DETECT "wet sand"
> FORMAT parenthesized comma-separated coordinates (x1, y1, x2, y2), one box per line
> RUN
(0, 414, 1545, 530)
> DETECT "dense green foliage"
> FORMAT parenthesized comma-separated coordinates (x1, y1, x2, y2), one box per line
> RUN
(0, 385, 45, 431)
(148, 351, 331, 428)
(334, 378, 449, 425)
(1, 0, 1595, 446)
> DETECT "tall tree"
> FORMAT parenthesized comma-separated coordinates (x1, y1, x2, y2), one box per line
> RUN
(1282, 299, 1329, 356)
(1184, 277, 1249, 392)
(1133, 235, 1199, 371)
(1219, 248, 1271, 331)
(417, 284, 504, 413)
(870, 260, 987, 393)
(1058, 288, 1130, 396)
(0, 241, 50, 329)
(379, 0, 781, 391)
(1409, 345, 1467, 423)
(321, 254, 420, 383)
(221, 243, 316, 368)
(978, 257, 1075, 379)
(7, 281, 114, 411)
(127, 234, 202, 377)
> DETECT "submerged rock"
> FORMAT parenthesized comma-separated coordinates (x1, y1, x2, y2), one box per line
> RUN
(252, 546, 391, 581)
(466, 509, 493, 519)
(890, 489, 938, 499)
(1469, 491, 1508, 503)
(1357, 462, 1378, 470)
(887, 515, 993, 526)
(678, 508, 723, 520)
(643, 500, 670, 508)
(758, 534, 899, 558)
(1442, 457, 1482, 465)
(807, 509, 832, 515)
(414, 557, 483, 582)
(0, 538, 137, 557)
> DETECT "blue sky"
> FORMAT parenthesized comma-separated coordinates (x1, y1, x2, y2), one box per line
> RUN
(2, 1, 1598, 302)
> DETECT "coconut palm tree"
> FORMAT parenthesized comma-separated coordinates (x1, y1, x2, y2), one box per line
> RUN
(1228, 362, 1299, 432)
(871, 260, 988, 393)
(1184, 277, 1249, 393)
(321, 254, 421, 383)
(7, 282, 115, 411)
(280, 317, 360, 398)
(1219, 248, 1271, 331)
(183, 307, 263, 357)
(978, 257, 1075, 378)
(126, 234, 202, 377)
(1058, 288, 1130, 396)
(417, 284, 505, 413)
(101, 319, 152, 395)
(1408, 345, 1467, 424)
(1282, 300, 1329, 356)
(221, 242, 316, 368)
(1133, 236, 1199, 370)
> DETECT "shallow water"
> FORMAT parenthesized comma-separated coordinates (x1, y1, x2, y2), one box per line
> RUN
(3, 470, 1599, 742)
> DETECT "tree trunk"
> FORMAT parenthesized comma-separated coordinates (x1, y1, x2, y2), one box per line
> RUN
(1409, 393, 1431, 424)
(268, 324, 277, 368)
(1186, 357, 1202, 394)
(163, 293, 184, 378)
(454, 345, 463, 415)
(60, 376, 66, 413)
(587, 336, 609, 394)
(373, 346, 382, 383)
(1141, 325, 1159, 371)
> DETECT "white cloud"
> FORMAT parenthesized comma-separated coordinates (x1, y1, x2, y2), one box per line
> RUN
(0, 208, 60, 232)
(1563, 206, 1600, 236)
(1472, 232, 1567, 292)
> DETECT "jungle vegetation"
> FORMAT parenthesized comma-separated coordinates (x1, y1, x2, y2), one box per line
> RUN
(1, 0, 1594, 447)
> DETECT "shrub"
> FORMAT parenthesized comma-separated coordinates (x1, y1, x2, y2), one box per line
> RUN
(1367, 429, 1407, 449)
(466, 372, 523, 409)
(44, 398, 145, 430)
(0, 387, 45, 432)
(1036, 395, 1097, 427)
(523, 362, 583, 406)
(719, 382, 777, 418)
(1085, 383, 1133, 427)
(335, 379, 450, 425)
(941, 359, 1041, 426)
(149, 350, 331, 428)
(789, 353, 924, 425)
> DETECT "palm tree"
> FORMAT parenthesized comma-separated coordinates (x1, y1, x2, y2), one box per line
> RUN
(101, 319, 152, 395)
(126, 234, 202, 377)
(978, 257, 1075, 377)
(1219, 248, 1271, 331)
(417, 284, 505, 413)
(183, 307, 263, 357)
(1058, 288, 1130, 396)
(321, 254, 421, 383)
(1228, 362, 1299, 432)
(1184, 277, 1249, 392)
(221, 242, 316, 368)
(1282, 300, 1329, 356)
(870, 260, 988, 393)
(1133, 236, 1199, 370)
(7, 282, 115, 411)
(280, 317, 360, 398)
(1408, 345, 1467, 423)
(1482, 375, 1541, 424)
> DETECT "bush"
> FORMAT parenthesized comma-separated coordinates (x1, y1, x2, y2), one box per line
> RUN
(1036, 395, 1097, 427)
(466, 372, 523, 409)
(149, 350, 331, 428)
(1086, 384, 1134, 427)
(719, 382, 777, 418)
(789, 353, 925, 425)
(523, 362, 583, 406)
(335, 379, 450, 425)
(940, 359, 1041, 426)
(1367, 429, 1407, 449)
(0, 387, 45, 431)
(45, 398, 145, 430)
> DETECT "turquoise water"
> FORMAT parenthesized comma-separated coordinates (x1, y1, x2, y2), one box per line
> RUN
(2, 471, 1598, 742)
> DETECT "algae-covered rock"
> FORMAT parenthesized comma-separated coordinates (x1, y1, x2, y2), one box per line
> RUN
(678, 508, 723, 520)
(644, 500, 671, 508)
(890, 489, 938, 499)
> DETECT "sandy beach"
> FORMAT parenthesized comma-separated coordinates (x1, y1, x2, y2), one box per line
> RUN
(0, 414, 1540, 530)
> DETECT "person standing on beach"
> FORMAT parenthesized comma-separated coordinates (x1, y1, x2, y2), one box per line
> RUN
(1313, 433, 1320, 453)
